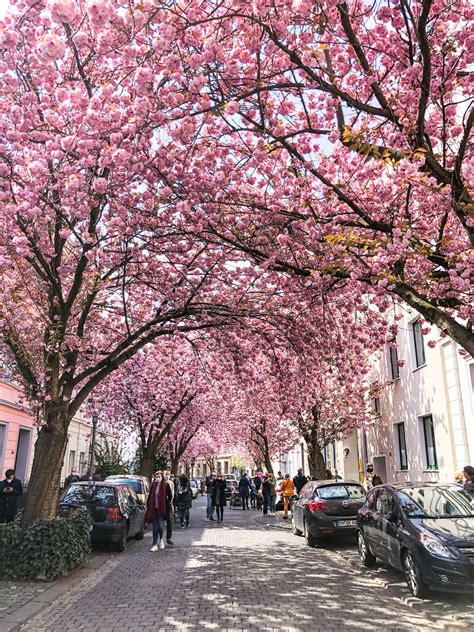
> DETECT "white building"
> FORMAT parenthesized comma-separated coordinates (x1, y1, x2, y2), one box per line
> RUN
(275, 308, 474, 485)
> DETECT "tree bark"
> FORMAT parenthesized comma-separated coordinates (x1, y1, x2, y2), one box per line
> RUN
(22, 409, 69, 525)
(306, 440, 326, 479)
(138, 449, 156, 478)
(170, 456, 180, 476)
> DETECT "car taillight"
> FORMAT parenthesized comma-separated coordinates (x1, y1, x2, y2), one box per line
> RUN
(308, 500, 329, 512)
(106, 506, 122, 521)
(230, 487, 234, 493)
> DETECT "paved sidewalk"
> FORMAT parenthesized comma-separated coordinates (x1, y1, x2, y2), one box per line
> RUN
(15, 499, 474, 631)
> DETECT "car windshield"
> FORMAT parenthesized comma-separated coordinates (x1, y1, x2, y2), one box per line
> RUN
(317, 484, 366, 500)
(190, 481, 197, 487)
(396, 486, 474, 519)
(225, 481, 235, 488)
(108, 479, 142, 493)
(60, 485, 116, 505)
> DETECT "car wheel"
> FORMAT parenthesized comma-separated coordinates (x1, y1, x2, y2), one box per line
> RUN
(304, 520, 318, 547)
(135, 521, 145, 540)
(357, 530, 376, 567)
(402, 550, 429, 598)
(115, 525, 127, 552)
(291, 515, 303, 536)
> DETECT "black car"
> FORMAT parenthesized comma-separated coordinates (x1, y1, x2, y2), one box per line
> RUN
(357, 483, 474, 598)
(291, 480, 366, 545)
(59, 481, 146, 551)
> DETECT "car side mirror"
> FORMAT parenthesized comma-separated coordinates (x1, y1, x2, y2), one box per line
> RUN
(291, 494, 299, 501)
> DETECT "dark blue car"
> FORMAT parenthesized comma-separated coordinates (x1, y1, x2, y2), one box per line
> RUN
(357, 482, 474, 598)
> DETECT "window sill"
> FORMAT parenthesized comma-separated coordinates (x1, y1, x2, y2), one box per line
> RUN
(395, 469, 409, 473)
(412, 363, 427, 373)
(389, 377, 400, 384)
(422, 469, 439, 473)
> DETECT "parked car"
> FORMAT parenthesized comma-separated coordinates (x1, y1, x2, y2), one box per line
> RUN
(193, 477, 204, 495)
(357, 482, 474, 598)
(190, 480, 199, 499)
(105, 475, 150, 505)
(59, 481, 146, 552)
(292, 480, 366, 545)
(275, 478, 284, 511)
(226, 480, 241, 507)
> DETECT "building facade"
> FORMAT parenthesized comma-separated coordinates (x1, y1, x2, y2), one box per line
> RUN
(274, 308, 474, 485)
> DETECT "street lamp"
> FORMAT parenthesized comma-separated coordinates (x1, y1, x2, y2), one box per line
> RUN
(88, 414, 98, 482)
(190, 458, 196, 480)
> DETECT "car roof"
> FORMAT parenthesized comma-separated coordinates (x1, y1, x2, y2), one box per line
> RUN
(373, 481, 460, 491)
(69, 481, 131, 489)
(105, 475, 148, 481)
(310, 479, 362, 487)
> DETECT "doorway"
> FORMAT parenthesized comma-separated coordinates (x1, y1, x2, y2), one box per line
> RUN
(15, 427, 32, 484)
(373, 455, 388, 485)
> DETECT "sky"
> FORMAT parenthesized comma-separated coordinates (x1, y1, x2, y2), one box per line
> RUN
(0, 1, 8, 18)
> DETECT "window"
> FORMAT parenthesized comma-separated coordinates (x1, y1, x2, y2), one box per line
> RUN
(388, 344, 400, 380)
(375, 490, 394, 516)
(411, 320, 426, 368)
(0, 423, 6, 471)
(395, 422, 408, 470)
(421, 414, 438, 470)
(79, 452, 87, 475)
(372, 395, 381, 416)
(68, 450, 76, 472)
(317, 484, 366, 500)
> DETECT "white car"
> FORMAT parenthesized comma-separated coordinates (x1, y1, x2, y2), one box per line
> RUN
(189, 479, 199, 499)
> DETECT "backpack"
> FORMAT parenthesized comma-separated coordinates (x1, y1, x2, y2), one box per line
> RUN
(372, 474, 383, 487)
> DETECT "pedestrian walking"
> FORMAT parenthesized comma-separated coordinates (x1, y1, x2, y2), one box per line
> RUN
(164, 469, 175, 545)
(238, 472, 251, 510)
(363, 464, 382, 491)
(262, 473, 276, 516)
(64, 468, 80, 488)
(0, 470, 23, 524)
(250, 478, 257, 509)
(212, 473, 227, 523)
(280, 473, 295, 519)
(205, 470, 217, 521)
(146, 471, 173, 552)
(463, 466, 474, 494)
(175, 474, 193, 528)
(293, 468, 308, 495)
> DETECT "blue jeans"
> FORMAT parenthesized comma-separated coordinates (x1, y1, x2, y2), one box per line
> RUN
(152, 516, 165, 545)
(206, 492, 214, 519)
(269, 496, 276, 513)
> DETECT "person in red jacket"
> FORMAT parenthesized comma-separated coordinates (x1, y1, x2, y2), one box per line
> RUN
(146, 471, 172, 552)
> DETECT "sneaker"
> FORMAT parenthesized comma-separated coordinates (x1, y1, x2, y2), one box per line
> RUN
(283, 515, 288, 519)
(180, 524, 185, 529)
(167, 540, 175, 546)
(209, 517, 215, 521)
(185, 523, 189, 528)
(206, 518, 211, 522)
(159, 540, 165, 550)
(150, 545, 158, 552)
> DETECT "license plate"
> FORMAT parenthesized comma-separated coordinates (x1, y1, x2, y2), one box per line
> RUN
(335, 519, 356, 527)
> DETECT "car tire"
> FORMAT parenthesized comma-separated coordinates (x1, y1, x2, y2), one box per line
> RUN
(115, 525, 127, 552)
(304, 520, 318, 547)
(357, 530, 376, 567)
(402, 550, 429, 599)
(291, 515, 303, 536)
(135, 522, 145, 540)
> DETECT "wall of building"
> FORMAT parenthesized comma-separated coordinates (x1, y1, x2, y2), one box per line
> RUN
(0, 379, 36, 483)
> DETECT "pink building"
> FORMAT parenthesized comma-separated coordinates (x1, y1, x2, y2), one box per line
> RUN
(0, 376, 36, 484)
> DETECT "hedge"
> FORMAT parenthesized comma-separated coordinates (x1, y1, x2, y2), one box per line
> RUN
(0, 507, 91, 581)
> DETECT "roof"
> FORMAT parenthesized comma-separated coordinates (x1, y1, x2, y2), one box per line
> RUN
(373, 481, 459, 491)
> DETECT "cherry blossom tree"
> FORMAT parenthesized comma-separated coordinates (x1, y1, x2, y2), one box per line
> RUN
(167, 0, 473, 355)
(0, 0, 269, 524)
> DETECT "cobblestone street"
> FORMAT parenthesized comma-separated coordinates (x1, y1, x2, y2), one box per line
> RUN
(19, 497, 474, 632)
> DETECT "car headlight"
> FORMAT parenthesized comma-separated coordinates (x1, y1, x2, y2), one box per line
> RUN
(420, 532, 458, 559)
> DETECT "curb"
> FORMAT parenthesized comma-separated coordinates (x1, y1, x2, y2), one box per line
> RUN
(253, 515, 291, 531)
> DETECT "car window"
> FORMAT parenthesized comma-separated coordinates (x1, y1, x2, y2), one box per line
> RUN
(365, 489, 377, 509)
(107, 479, 143, 494)
(60, 485, 116, 506)
(300, 483, 313, 498)
(375, 490, 394, 515)
(317, 484, 366, 500)
(396, 486, 474, 519)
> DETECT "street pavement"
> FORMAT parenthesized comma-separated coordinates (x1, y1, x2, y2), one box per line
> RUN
(17, 497, 474, 632)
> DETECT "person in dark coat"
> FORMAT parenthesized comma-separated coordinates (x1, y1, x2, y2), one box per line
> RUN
(238, 473, 251, 510)
(146, 471, 173, 551)
(293, 469, 308, 495)
(175, 474, 193, 528)
(64, 468, 80, 488)
(0, 469, 23, 523)
(212, 473, 227, 523)
(463, 466, 474, 494)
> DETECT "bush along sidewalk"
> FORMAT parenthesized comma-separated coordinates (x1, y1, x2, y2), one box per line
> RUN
(0, 507, 91, 581)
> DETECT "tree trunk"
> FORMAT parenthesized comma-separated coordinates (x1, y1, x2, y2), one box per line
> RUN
(22, 413, 69, 525)
(170, 456, 180, 476)
(263, 452, 274, 475)
(138, 448, 155, 478)
(307, 441, 326, 479)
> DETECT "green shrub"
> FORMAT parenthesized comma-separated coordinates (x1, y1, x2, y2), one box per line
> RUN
(0, 508, 91, 581)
